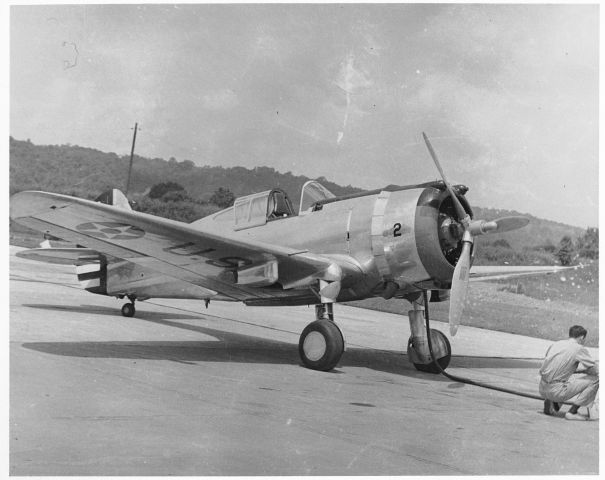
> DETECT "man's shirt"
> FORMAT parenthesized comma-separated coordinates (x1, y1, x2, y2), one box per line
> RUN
(539, 338, 597, 383)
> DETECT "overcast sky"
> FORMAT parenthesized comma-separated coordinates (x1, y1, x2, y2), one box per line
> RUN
(10, 4, 599, 227)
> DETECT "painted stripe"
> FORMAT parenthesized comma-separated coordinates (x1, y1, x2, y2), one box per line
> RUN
(345, 208, 353, 254)
(76, 263, 101, 275)
(75, 262, 106, 294)
(78, 270, 102, 281)
(370, 191, 393, 280)
(80, 278, 101, 289)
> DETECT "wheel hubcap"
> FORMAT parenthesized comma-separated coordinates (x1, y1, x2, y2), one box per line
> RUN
(303, 331, 327, 361)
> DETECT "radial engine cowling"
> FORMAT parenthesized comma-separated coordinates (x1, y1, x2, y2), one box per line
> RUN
(370, 183, 472, 293)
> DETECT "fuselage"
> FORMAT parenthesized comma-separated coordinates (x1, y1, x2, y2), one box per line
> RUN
(186, 181, 470, 305)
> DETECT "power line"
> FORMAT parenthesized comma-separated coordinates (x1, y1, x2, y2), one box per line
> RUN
(125, 122, 139, 196)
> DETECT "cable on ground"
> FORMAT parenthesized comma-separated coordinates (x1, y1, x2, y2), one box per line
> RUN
(422, 290, 555, 402)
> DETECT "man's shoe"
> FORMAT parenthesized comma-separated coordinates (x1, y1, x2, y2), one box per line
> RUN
(586, 402, 599, 420)
(565, 412, 588, 421)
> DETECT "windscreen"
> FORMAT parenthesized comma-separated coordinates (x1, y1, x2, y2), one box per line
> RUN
(299, 181, 336, 213)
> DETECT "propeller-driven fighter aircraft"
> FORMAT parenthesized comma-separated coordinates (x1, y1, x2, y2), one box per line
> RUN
(10, 134, 567, 373)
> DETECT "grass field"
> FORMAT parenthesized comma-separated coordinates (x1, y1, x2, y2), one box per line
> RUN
(495, 261, 598, 307)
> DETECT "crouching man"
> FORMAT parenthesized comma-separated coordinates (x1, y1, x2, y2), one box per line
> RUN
(539, 325, 599, 420)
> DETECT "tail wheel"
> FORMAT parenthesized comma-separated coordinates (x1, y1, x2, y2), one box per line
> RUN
(408, 328, 451, 374)
(121, 302, 135, 317)
(299, 320, 344, 371)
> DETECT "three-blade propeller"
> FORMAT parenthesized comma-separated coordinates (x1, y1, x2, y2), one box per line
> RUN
(422, 132, 529, 336)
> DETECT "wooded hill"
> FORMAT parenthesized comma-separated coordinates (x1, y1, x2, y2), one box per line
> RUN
(9, 136, 589, 264)
(9, 137, 360, 207)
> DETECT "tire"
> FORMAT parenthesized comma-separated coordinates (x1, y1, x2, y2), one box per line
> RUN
(121, 302, 135, 317)
(408, 329, 451, 374)
(299, 320, 345, 371)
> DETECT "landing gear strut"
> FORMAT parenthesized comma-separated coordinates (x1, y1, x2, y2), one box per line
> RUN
(121, 295, 136, 317)
(298, 303, 345, 371)
(407, 293, 451, 373)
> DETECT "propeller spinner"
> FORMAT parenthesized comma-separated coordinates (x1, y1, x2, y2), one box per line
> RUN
(422, 132, 529, 336)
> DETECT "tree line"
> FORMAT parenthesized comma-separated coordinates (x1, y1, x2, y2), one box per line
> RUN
(474, 228, 598, 266)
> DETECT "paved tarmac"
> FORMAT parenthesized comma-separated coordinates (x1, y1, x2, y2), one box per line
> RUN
(9, 246, 599, 475)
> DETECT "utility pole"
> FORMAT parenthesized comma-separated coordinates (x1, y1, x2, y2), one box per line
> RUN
(125, 122, 139, 196)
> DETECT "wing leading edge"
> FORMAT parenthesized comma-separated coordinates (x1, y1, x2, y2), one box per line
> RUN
(469, 265, 576, 282)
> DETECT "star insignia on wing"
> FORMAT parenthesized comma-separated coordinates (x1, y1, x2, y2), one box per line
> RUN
(76, 222, 145, 240)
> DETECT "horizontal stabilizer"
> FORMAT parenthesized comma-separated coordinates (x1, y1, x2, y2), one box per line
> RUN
(16, 247, 107, 265)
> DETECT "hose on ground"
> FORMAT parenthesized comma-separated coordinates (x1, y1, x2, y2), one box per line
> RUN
(422, 290, 551, 402)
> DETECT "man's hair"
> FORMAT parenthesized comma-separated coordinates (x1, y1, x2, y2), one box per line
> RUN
(569, 325, 588, 339)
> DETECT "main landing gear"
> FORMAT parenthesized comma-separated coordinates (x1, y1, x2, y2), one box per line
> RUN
(297, 295, 451, 373)
(298, 303, 345, 371)
(120, 295, 137, 317)
(406, 293, 451, 373)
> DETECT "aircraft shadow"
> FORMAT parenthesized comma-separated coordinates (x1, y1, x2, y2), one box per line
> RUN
(19, 315, 543, 377)
(21, 304, 201, 321)
(10, 274, 76, 288)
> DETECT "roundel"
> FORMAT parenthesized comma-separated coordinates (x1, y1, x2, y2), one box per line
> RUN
(76, 221, 145, 240)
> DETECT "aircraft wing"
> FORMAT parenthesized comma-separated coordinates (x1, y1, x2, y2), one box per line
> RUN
(469, 265, 575, 282)
(11, 191, 362, 300)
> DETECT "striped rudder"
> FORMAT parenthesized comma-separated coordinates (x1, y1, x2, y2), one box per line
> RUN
(76, 261, 107, 295)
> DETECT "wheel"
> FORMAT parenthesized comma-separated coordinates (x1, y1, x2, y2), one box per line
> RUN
(298, 320, 345, 371)
(407, 329, 451, 374)
(121, 302, 135, 317)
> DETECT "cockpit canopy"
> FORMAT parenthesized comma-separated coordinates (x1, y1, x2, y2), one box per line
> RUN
(206, 181, 335, 230)
(229, 189, 295, 230)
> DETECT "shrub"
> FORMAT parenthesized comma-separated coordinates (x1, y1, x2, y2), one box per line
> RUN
(555, 235, 576, 266)
(210, 187, 235, 208)
(576, 227, 598, 260)
(161, 190, 189, 203)
(148, 181, 185, 199)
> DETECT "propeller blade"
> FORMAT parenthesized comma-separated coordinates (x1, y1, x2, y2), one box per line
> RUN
(469, 216, 530, 236)
(449, 240, 472, 336)
(422, 132, 470, 227)
(492, 216, 530, 233)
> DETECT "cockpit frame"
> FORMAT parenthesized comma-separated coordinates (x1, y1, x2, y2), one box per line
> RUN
(232, 188, 295, 231)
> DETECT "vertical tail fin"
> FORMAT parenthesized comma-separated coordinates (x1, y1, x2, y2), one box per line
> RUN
(94, 189, 132, 211)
